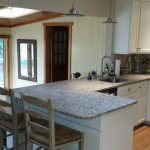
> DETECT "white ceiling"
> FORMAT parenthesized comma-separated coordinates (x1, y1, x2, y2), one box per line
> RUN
(0, 0, 110, 17)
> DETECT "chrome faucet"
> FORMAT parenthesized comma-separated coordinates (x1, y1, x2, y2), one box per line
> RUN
(101, 55, 113, 78)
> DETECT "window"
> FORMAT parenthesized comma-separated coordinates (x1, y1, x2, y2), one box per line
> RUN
(17, 39, 37, 82)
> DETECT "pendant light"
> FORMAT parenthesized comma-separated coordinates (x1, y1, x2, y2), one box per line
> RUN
(103, 0, 117, 23)
(65, 0, 84, 17)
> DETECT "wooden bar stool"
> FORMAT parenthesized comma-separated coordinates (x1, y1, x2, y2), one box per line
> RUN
(21, 94, 84, 150)
(0, 87, 26, 150)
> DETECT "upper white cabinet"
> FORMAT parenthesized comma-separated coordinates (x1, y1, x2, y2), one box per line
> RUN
(113, 0, 150, 54)
(129, 0, 141, 53)
(113, 0, 133, 54)
(138, 1, 150, 53)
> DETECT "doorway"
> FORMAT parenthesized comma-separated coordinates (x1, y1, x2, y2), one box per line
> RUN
(0, 36, 10, 88)
(44, 22, 72, 83)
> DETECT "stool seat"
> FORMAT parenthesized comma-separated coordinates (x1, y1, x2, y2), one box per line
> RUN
(30, 123, 83, 147)
(0, 113, 25, 131)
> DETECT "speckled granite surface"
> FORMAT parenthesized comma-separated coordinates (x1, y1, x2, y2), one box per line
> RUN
(14, 74, 150, 120)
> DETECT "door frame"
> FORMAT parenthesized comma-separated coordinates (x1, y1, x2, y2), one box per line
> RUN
(0, 35, 10, 89)
(43, 22, 73, 83)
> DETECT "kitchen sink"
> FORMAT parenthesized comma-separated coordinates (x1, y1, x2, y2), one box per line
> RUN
(99, 77, 128, 83)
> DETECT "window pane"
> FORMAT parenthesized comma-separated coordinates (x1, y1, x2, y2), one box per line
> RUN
(31, 45, 34, 78)
(20, 43, 28, 76)
(0, 38, 4, 87)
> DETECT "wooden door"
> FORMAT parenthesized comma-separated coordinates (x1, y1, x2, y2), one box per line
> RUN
(51, 26, 69, 82)
(44, 22, 72, 83)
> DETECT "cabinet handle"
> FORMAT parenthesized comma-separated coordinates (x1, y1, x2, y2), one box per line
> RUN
(139, 86, 141, 89)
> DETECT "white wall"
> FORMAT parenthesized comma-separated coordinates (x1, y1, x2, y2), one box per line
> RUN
(0, 18, 111, 89)
(9, 16, 107, 88)
(0, 28, 11, 35)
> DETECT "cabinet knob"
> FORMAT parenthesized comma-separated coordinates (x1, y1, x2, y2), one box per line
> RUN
(127, 88, 131, 92)
(139, 86, 141, 89)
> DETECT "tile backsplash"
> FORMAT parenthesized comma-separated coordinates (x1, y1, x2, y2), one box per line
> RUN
(113, 54, 150, 74)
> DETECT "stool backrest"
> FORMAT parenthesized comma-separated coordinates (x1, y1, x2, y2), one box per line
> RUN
(0, 87, 25, 134)
(0, 87, 15, 120)
(21, 95, 55, 149)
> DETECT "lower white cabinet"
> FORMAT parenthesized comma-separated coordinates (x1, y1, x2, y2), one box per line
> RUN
(117, 81, 149, 126)
(136, 81, 149, 125)
(146, 81, 150, 121)
(55, 105, 135, 150)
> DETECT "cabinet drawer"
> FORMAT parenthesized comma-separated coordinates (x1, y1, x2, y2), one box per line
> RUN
(117, 83, 138, 96)
(138, 81, 149, 91)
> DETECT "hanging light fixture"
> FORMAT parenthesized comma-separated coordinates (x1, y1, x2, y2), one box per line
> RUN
(65, 0, 84, 17)
(103, 0, 117, 23)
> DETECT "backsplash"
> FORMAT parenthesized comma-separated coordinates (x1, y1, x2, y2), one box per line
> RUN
(113, 54, 150, 74)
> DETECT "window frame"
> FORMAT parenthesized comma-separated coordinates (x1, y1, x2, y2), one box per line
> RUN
(17, 39, 37, 82)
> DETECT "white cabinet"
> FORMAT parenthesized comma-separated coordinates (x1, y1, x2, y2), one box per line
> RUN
(55, 105, 135, 150)
(138, 1, 150, 53)
(117, 81, 149, 126)
(129, 0, 141, 53)
(136, 81, 149, 125)
(101, 105, 134, 150)
(146, 80, 150, 121)
(113, 0, 141, 54)
(113, 0, 150, 54)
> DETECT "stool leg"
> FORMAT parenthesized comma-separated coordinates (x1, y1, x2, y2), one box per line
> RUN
(0, 130, 5, 150)
(24, 132, 27, 150)
(79, 135, 84, 150)
(13, 132, 18, 150)
(79, 141, 84, 150)
(28, 141, 32, 150)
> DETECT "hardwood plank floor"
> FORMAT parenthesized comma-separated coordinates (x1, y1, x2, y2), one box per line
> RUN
(133, 124, 150, 150)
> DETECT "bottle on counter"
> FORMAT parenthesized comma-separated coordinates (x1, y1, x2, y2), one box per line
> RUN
(126, 56, 132, 73)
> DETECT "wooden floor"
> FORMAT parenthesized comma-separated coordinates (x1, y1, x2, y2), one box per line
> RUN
(133, 124, 150, 150)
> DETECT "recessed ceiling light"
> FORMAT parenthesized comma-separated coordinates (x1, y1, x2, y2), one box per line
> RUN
(0, 7, 38, 18)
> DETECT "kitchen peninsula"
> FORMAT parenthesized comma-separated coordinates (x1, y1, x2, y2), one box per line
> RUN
(14, 74, 150, 150)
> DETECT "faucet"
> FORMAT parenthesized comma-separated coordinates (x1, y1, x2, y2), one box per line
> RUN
(101, 55, 114, 78)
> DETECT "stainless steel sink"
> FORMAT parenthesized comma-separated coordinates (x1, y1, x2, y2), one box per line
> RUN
(99, 77, 128, 83)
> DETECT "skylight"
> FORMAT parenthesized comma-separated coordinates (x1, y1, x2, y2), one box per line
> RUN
(0, 7, 38, 18)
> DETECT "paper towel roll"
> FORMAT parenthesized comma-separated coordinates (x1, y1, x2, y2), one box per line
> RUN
(115, 59, 121, 76)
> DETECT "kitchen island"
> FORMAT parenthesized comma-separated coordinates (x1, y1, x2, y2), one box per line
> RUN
(14, 74, 150, 150)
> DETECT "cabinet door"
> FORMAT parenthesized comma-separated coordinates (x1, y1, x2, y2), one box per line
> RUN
(136, 81, 148, 125)
(113, 0, 132, 54)
(129, 0, 141, 53)
(146, 81, 150, 121)
(138, 1, 150, 53)
(123, 93, 138, 126)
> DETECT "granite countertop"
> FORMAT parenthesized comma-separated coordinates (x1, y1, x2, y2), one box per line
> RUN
(14, 74, 150, 120)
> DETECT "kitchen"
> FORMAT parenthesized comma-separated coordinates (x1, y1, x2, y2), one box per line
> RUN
(0, 0, 150, 150)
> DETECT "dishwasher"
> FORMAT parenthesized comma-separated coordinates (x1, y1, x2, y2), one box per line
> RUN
(98, 87, 118, 96)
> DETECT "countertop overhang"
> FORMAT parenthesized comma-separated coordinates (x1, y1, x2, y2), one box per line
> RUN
(14, 74, 150, 120)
